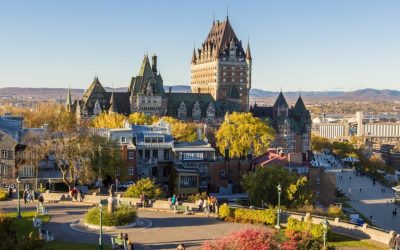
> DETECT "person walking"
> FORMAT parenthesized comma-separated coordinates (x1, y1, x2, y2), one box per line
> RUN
(197, 198, 203, 212)
(8, 186, 13, 199)
(171, 194, 177, 210)
(23, 189, 28, 204)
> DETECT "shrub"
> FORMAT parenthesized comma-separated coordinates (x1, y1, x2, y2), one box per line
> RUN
(125, 178, 163, 199)
(286, 217, 328, 241)
(84, 205, 136, 226)
(187, 192, 208, 203)
(327, 205, 343, 218)
(218, 204, 276, 225)
(0, 189, 8, 201)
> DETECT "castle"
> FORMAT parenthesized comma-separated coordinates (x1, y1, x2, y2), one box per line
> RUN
(67, 16, 248, 122)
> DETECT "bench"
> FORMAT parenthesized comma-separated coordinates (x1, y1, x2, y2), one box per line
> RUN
(32, 216, 42, 228)
(39, 228, 55, 242)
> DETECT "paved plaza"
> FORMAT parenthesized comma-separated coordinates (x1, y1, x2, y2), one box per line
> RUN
(1, 200, 261, 249)
(333, 169, 400, 232)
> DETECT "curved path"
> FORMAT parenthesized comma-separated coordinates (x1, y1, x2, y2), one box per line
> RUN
(1, 200, 262, 249)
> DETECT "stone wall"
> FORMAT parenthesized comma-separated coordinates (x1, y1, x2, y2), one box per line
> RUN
(287, 212, 396, 245)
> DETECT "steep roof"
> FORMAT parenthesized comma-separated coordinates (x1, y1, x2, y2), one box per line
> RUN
(293, 96, 307, 115)
(273, 91, 288, 108)
(105, 92, 130, 115)
(246, 42, 252, 60)
(82, 77, 106, 103)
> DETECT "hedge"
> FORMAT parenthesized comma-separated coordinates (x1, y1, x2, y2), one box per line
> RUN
(0, 189, 7, 201)
(286, 217, 330, 241)
(84, 205, 136, 226)
(218, 204, 276, 225)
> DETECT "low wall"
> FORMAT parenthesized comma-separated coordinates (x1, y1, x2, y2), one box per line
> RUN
(286, 212, 396, 245)
(42, 192, 198, 211)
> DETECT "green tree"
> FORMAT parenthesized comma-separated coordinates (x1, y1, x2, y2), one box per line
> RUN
(125, 178, 163, 199)
(311, 135, 331, 152)
(242, 165, 313, 208)
(215, 112, 275, 158)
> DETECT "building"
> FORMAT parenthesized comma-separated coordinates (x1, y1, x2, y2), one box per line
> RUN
(172, 135, 216, 192)
(250, 92, 312, 155)
(191, 16, 252, 112)
(68, 54, 241, 122)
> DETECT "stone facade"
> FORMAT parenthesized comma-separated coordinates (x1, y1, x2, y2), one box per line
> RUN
(68, 54, 241, 122)
(250, 92, 312, 154)
(191, 17, 252, 112)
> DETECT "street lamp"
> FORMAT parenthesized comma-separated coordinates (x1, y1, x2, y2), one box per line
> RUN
(275, 183, 282, 229)
(99, 202, 103, 250)
(16, 176, 22, 219)
(98, 145, 103, 188)
(322, 217, 329, 249)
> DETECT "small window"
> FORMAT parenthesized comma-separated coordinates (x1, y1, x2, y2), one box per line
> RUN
(120, 136, 126, 143)
(220, 169, 225, 176)
(128, 151, 134, 160)
(2, 150, 8, 159)
(128, 167, 134, 176)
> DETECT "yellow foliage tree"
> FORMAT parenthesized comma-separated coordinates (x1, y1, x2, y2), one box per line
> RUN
(161, 116, 197, 142)
(91, 112, 126, 128)
(215, 112, 275, 158)
(127, 112, 158, 125)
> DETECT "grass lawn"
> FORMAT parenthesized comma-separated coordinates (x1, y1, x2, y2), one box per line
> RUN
(7, 210, 110, 250)
(8, 211, 51, 238)
(328, 233, 387, 250)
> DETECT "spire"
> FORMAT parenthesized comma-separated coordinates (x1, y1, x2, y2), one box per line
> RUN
(246, 41, 252, 60)
(293, 95, 307, 115)
(191, 47, 197, 63)
(274, 90, 289, 108)
(109, 89, 117, 113)
(66, 85, 72, 111)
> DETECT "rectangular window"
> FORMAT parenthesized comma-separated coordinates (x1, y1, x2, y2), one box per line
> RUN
(152, 150, 158, 160)
(144, 137, 151, 143)
(182, 152, 204, 160)
(164, 150, 170, 161)
(2, 150, 8, 159)
(128, 151, 134, 160)
(220, 169, 225, 176)
(180, 175, 198, 188)
(128, 167, 134, 176)
(20, 166, 35, 177)
(120, 136, 126, 143)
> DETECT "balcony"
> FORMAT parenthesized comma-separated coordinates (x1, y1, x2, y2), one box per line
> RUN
(138, 157, 158, 167)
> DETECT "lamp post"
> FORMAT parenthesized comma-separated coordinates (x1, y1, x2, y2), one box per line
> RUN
(322, 217, 329, 249)
(275, 183, 282, 229)
(98, 145, 103, 188)
(99, 202, 103, 250)
(16, 176, 22, 219)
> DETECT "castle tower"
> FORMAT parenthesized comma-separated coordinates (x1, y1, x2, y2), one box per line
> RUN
(191, 16, 251, 111)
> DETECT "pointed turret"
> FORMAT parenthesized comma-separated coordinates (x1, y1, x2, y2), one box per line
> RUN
(293, 96, 307, 115)
(246, 42, 252, 60)
(66, 85, 72, 112)
(191, 47, 197, 63)
(138, 54, 154, 78)
(274, 91, 289, 108)
(109, 90, 117, 113)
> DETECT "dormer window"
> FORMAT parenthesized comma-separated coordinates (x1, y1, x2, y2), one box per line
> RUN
(120, 136, 126, 143)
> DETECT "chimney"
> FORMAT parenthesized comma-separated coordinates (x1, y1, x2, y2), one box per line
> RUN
(152, 54, 157, 73)
(169, 87, 172, 95)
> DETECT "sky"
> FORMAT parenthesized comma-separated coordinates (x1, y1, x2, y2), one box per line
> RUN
(0, 0, 400, 92)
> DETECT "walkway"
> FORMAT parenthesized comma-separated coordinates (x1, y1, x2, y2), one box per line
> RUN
(1, 201, 261, 249)
(332, 169, 400, 232)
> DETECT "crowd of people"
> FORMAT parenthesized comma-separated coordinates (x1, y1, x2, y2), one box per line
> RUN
(70, 186, 84, 202)
(196, 196, 218, 214)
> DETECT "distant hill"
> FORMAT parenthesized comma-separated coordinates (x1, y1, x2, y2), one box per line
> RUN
(1, 86, 399, 103)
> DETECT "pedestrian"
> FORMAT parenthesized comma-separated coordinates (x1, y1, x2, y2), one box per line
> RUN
(38, 194, 44, 206)
(389, 233, 397, 250)
(23, 189, 28, 204)
(197, 198, 203, 212)
(126, 240, 134, 250)
(176, 244, 186, 250)
(78, 188, 84, 202)
(8, 186, 13, 199)
(171, 194, 177, 210)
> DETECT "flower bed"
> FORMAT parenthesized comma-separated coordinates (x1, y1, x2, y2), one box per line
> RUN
(84, 205, 136, 226)
(219, 204, 276, 225)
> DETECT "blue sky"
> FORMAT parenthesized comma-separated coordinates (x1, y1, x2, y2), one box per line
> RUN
(0, 0, 399, 91)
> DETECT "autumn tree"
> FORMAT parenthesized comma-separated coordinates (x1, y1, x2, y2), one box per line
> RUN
(128, 112, 158, 125)
(161, 116, 197, 142)
(125, 178, 163, 199)
(242, 165, 314, 208)
(215, 112, 275, 158)
(311, 135, 331, 152)
(91, 112, 126, 129)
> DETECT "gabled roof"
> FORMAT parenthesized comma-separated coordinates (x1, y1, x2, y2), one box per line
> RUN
(273, 91, 288, 108)
(82, 77, 106, 103)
